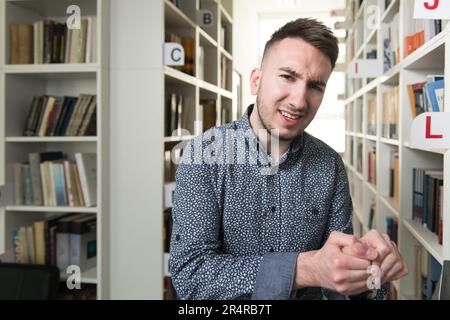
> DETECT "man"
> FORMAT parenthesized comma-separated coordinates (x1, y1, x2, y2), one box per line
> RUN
(170, 18, 407, 300)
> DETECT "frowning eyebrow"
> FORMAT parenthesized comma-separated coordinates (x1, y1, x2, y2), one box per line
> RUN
(279, 67, 326, 87)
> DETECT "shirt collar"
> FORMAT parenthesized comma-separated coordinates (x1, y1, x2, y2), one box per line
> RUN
(236, 104, 304, 155)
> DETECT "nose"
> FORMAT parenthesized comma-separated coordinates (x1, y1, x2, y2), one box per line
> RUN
(288, 81, 308, 110)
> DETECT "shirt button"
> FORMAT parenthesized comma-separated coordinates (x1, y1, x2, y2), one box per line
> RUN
(269, 247, 274, 253)
(312, 208, 319, 215)
(175, 234, 181, 241)
(271, 206, 276, 213)
(211, 136, 215, 142)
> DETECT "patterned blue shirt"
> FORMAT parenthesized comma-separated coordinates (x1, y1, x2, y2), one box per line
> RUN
(170, 105, 387, 300)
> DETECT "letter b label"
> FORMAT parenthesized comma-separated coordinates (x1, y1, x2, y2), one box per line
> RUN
(198, 10, 214, 27)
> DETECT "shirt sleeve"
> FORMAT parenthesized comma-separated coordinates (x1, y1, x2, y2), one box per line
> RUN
(251, 252, 299, 300)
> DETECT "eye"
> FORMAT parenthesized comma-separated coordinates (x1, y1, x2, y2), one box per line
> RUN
(309, 83, 324, 93)
(280, 74, 295, 82)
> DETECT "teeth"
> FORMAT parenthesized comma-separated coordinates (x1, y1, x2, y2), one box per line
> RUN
(281, 111, 300, 120)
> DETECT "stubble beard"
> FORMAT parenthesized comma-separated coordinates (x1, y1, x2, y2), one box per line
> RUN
(256, 94, 300, 143)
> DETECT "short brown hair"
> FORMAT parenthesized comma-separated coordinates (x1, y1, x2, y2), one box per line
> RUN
(262, 18, 339, 69)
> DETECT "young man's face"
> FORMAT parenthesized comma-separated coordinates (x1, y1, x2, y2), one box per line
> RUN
(250, 37, 333, 143)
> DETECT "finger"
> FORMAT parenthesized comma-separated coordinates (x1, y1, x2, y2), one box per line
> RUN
(380, 252, 398, 282)
(380, 238, 403, 281)
(328, 232, 357, 248)
(385, 249, 409, 281)
(342, 242, 378, 260)
(385, 262, 406, 282)
(361, 231, 391, 261)
(339, 253, 372, 270)
(346, 270, 371, 283)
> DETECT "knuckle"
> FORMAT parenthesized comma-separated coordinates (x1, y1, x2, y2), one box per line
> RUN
(333, 257, 345, 269)
(333, 272, 345, 284)
(336, 284, 349, 295)
(332, 257, 341, 268)
(402, 263, 409, 275)
(380, 245, 390, 257)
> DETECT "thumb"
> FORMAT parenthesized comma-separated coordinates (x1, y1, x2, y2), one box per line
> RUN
(327, 232, 357, 248)
(342, 241, 378, 260)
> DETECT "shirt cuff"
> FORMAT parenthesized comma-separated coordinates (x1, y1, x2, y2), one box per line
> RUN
(251, 252, 299, 300)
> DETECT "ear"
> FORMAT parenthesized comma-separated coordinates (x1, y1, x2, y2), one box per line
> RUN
(250, 68, 261, 96)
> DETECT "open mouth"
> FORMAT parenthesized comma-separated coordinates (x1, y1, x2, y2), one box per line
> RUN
(280, 111, 300, 120)
(279, 110, 302, 126)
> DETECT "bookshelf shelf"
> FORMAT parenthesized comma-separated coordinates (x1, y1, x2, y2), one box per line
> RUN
(6, 206, 98, 213)
(380, 195, 400, 218)
(381, 0, 399, 23)
(6, 0, 97, 16)
(163, 135, 195, 143)
(345, 0, 449, 300)
(220, 5, 233, 25)
(4, 64, 99, 74)
(380, 137, 400, 146)
(164, 0, 196, 29)
(354, 171, 364, 181)
(404, 142, 445, 155)
(6, 137, 98, 143)
(198, 79, 220, 95)
(220, 47, 232, 60)
(353, 206, 366, 227)
(164, 66, 198, 87)
(366, 28, 377, 45)
(366, 181, 377, 195)
(219, 88, 233, 99)
(403, 219, 443, 264)
(199, 27, 218, 48)
(402, 31, 446, 70)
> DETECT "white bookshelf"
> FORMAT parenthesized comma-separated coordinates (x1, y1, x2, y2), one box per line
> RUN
(344, 0, 450, 300)
(0, 0, 110, 299)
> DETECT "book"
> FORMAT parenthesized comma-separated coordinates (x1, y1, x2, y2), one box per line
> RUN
(57, 213, 89, 271)
(426, 79, 445, 112)
(69, 215, 97, 271)
(10, 24, 33, 64)
(75, 153, 97, 207)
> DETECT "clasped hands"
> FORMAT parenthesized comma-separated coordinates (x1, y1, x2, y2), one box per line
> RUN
(295, 230, 408, 296)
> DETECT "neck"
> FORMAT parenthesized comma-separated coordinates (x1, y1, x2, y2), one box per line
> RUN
(249, 104, 291, 162)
